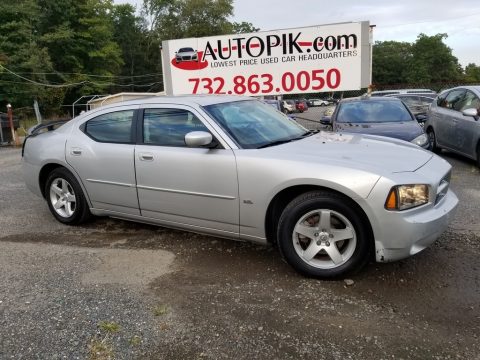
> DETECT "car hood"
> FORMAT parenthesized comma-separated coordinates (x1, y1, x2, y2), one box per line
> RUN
(260, 131, 432, 174)
(334, 121, 423, 142)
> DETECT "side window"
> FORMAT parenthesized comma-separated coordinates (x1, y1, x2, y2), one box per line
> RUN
(84, 110, 134, 143)
(444, 89, 466, 111)
(457, 91, 480, 113)
(437, 92, 449, 108)
(143, 108, 209, 147)
(399, 96, 419, 107)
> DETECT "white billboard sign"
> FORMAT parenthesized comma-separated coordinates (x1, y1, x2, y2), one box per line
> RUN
(162, 21, 371, 96)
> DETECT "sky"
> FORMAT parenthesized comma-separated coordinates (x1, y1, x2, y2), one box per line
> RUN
(115, 0, 480, 67)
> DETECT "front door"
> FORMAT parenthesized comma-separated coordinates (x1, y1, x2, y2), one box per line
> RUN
(134, 105, 239, 237)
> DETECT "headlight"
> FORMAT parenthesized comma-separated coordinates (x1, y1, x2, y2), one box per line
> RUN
(411, 133, 428, 147)
(385, 184, 429, 211)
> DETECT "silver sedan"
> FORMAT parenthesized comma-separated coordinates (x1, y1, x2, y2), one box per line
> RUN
(23, 96, 458, 278)
(425, 85, 480, 167)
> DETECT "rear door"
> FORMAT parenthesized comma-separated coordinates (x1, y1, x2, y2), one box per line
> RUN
(66, 106, 140, 215)
(134, 105, 239, 237)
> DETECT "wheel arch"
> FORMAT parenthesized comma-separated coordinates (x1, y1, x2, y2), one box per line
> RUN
(264, 185, 375, 251)
(38, 162, 92, 207)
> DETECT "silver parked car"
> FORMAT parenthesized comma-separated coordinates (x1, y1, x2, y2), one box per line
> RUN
(23, 96, 458, 278)
(425, 86, 480, 167)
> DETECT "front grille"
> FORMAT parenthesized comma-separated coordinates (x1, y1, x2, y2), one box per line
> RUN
(435, 171, 451, 205)
(182, 56, 192, 60)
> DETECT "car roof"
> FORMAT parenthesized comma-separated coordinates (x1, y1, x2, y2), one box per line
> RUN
(371, 89, 435, 95)
(439, 85, 480, 94)
(88, 95, 252, 112)
(339, 96, 403, 103)
(385, 93, 437, 98)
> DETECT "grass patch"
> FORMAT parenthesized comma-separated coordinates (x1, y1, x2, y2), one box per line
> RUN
(98, 321, 121, 333)
(129, 335, 142, 346)
(88, 336, 114, 360)
(153, 304, 168, 316)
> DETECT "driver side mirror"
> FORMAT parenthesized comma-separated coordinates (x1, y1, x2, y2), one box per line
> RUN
(320, 116, 332, 125)
(462, 108, 479, 121)
(185, 131, 217, 148)
(415, 114, 427, 123)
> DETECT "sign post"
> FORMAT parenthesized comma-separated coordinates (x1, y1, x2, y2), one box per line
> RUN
(6, 104, 15, 145)
(162, 21, 371, 96)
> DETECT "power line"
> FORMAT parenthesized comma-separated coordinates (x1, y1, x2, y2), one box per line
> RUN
(11, 71, 164, 79)
(0, 65, 163, 88)
(0, 64, 87, 88)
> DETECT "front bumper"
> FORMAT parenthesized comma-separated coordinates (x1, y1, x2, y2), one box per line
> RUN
(374, 188, 458, 262)
(365, 154, 459, 262)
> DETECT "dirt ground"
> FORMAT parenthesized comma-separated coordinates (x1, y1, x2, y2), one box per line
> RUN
(0, 146, 479, 359)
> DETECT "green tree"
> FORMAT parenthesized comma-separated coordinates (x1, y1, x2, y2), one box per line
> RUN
(464, 63, 480, 82)
(144, 0, 234, 41)
(232, 21, 259, 34)
(112, 4, 158, 92)
(372, 41, 412, 85)
(406, 33, 462, 83)
(36, 0, 124, 111)
(0, 0, 63, 114)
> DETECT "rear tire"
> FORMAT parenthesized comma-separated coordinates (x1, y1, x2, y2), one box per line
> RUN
(45, 168, 91, 225)
(477, 143, 480, 168)
(277, 191, 372, 279)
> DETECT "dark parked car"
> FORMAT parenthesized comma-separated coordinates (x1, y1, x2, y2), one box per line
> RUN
(425, 86, 480, 167)
(321, 97, 430, 149)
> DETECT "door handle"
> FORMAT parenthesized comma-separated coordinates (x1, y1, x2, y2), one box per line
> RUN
(139, 153, 154, 161)
(71, 148, 82, 156)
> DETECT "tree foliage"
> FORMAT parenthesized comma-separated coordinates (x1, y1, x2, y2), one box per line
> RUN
(1, 0, 253, 116)
(373, 33, 464, 86)
(372, 41, 412, 84)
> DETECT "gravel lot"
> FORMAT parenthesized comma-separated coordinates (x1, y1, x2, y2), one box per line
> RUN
(0, 145, 479, 359)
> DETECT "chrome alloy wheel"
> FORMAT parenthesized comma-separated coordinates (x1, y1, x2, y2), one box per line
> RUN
(292, 209, 357, 269)
(49, 178, 76, 218)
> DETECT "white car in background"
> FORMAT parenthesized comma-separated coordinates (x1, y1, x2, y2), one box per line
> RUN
(308, 98, 330, 107)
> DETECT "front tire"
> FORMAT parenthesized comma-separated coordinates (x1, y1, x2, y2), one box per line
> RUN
(45, 168, 91, 225)
(427, 128, 441, 153)
(277, 191, 372, 279)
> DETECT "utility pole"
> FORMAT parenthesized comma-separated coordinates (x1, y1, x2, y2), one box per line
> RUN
(6, 104, 15, 145)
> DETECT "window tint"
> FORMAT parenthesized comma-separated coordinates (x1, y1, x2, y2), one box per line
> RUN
(444, 89, 466, 111)
(457, 91, 480, 113)
(143, 108, 208, 147)
(85, 110, 134, 143)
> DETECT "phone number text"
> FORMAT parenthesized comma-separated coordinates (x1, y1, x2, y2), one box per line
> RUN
(188, 69, 341, 95)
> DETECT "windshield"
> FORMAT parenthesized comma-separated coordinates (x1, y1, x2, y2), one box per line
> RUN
(203, 100, 307, 149)
(179, 47, 194, 53)
(336, 100, 413, 123)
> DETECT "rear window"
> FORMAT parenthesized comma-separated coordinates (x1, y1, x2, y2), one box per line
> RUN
(84, 110, 134, 143)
